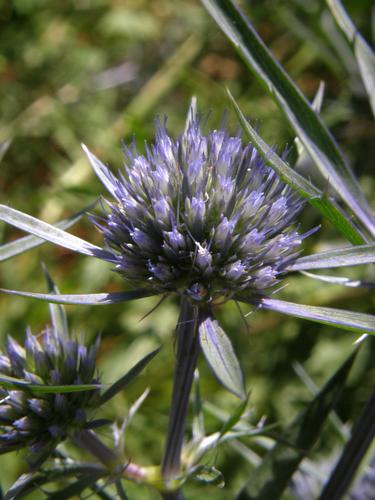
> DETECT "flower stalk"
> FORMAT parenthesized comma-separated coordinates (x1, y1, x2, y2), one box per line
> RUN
(162, 296, 204, 485)
(71, 428, 151, 483)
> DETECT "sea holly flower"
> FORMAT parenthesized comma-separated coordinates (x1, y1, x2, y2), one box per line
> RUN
(90, 113, 307, 302)
(0, 324, 101, 468)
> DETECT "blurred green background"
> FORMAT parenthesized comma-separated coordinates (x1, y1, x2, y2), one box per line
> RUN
(0, 0, 374, 497)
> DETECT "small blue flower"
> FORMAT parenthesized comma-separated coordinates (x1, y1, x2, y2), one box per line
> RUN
(91, 112, 307, 303)
(0, 326, 100, 468)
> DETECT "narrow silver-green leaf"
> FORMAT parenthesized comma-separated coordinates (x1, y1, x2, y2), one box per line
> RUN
(287, 244, 375, 271)
(82, 144, 118, 200)
(327, 0, 375, 117)
(41, 264, 69, 338)
(0, 204, 113, 260)
(127, 388, 150, 424)
(0, 202, 96, 262)
(237, 348, 358, 499)
(301, 271, 373, 289)
(0, 374, 100, 394)
(0, 288, 155, 305)
(202, 0, 375, 237)
(228, 92, 366, 245)
(219, 398, 248, 438)
(260, 298, 375, 334)
(294, 81, 325, 163)
(199, 315, 246, 398)
(100, 348, 160, 404)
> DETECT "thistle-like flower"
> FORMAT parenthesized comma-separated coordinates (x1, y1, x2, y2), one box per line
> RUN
(0, 325, 100, 468)
(92, 112, 305, 304)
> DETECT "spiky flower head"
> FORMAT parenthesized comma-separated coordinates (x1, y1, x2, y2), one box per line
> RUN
(0, 326, 100, 468)
(91, 107, 306, 304)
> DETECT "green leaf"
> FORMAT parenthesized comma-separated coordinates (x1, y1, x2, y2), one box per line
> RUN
(228, 91, 366, 245)
(46, 474, 104, 500)
(236, 347, 358, 499)
(219, 398, 248, 437)
(0, 374, 100, 394)
(126, 388, 150, 425)
(287, 244, 375, 271)
(100, 348, 160, 404)
(327, 0, 375, 118)
(318, 387, 375, 500)
(202, 0, 375, 238)
(199, 314, 246, 399)
(259, 298, 375, 334)
(0, 288, 155, 305)
(294, 81, 325, 164)
(0, 204, 113, 260)
(5, 464, 106, 500)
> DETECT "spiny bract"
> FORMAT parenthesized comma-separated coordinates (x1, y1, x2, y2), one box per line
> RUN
(93, 110, 306, 303)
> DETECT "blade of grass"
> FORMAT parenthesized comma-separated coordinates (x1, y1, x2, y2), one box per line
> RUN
(327, 0, 375, 117)
(318, 386, 375, 500)
(237, 347, 358, 499)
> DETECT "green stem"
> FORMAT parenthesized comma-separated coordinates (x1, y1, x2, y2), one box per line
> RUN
(71, 429, 148, 482)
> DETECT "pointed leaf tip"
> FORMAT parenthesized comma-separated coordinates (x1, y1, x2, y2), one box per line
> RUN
(82, 144, 118, 199)
(0, 204, 113, 260)
(100, 347, 161, 404)
(260, 298, 375, 334)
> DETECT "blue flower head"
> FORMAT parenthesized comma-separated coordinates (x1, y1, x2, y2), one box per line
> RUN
(0, 326, 100, 468)
(92, 109, 306, 304)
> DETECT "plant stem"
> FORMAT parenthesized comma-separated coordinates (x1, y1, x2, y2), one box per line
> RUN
(71, 429, 148, 482)
(161, 490, 185, 500)
(161, 296, 202, 486)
